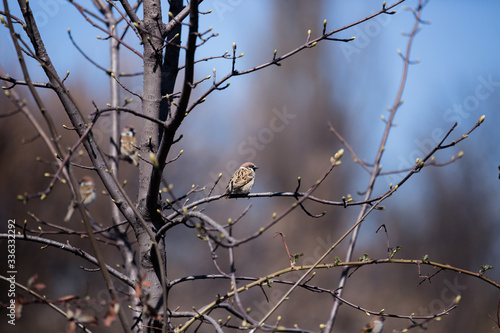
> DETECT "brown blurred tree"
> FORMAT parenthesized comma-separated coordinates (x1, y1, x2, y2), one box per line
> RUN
(0, 1, 498, 333)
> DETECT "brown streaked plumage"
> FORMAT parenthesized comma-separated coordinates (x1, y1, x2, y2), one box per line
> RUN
(224, 162, 258, 198)
(120, 126, 139, 166)
(360, 316, 384, 333)
(64, 176, 97, 222)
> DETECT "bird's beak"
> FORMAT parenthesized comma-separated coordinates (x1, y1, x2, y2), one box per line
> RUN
(254, 166, 259, 170)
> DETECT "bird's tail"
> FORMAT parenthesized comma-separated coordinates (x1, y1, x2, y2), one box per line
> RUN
(132, 154, 139, 166)
(64, 204, 75, 222)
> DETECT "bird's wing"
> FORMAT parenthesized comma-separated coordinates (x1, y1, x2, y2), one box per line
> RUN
(226, 168, 254, 193)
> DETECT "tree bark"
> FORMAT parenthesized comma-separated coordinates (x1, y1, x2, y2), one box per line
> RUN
(137, 1, 169, 331)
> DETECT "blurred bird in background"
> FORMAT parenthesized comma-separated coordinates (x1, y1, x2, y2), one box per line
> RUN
(360, 315, 384, 333)
(120, 126, 139, 166)
(64, 176, 96, 222)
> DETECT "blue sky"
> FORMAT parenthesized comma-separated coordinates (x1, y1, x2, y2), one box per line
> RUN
(2, 0, 499, 211)
(2, 1, 499, 321)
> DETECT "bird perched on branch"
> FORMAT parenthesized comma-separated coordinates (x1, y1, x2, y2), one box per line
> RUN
(360, 315, 385, 333)
(64, 176, 96, 222)
(224, 162, 258, 198)
(120, 126, 139, 166)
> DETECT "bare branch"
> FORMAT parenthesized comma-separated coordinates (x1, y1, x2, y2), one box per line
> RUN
(0, 274, 93, 332)
(69, 1, 143, 58)
(0, 233, 134, 286)
(1, 74, 53, 89)
(325, 1, 422, 329)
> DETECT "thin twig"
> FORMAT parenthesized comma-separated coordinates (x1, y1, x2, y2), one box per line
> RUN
(325, 1, 422, 330)
(0, 233, 134, 286)
(69, 1, 143, 59)
(0, 275, 93, 332)
(186, 0, 405, 114)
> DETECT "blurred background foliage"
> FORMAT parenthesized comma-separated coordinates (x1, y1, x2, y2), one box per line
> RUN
(0, 0, 499, 332)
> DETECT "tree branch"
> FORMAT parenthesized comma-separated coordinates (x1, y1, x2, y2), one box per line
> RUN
(325, 1, 422, 330)
(0, 233, 134, 286)
(0, 274, 93, 332)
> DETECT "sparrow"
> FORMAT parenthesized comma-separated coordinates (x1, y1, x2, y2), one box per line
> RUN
(120, 126, 139, 166)
(64, 176, 97, 222)
(224, 162, 258, 198)
(360, 315, 385, 333)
